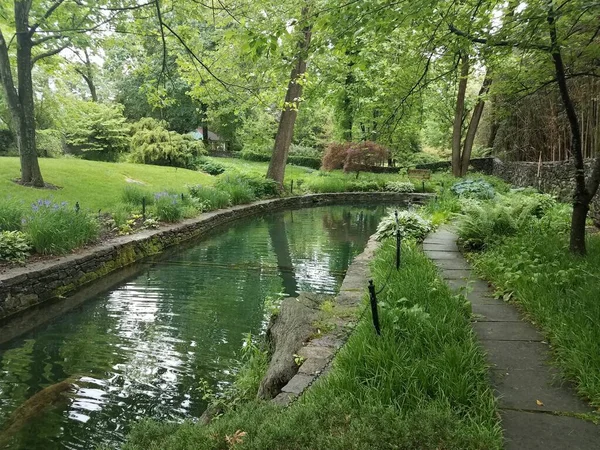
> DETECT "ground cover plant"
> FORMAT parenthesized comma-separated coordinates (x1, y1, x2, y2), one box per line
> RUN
(122, 241, 501, 450)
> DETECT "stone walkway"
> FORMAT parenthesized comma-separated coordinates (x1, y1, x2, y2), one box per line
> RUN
(423, 227, 600, 450)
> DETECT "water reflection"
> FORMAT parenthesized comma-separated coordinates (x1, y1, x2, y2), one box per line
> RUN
(0, 205, 387, 449)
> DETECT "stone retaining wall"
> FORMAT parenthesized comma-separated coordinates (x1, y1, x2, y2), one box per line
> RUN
(492, 158, 600, 220)
(0, 193, 429, 321)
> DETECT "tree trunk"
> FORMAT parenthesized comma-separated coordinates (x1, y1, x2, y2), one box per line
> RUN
(0, 3, 45, 187)
(267, 7, 312, 188)
(340, 55, 355, 141)
(201, 103, 209, 148)
(452, 55, 469, 177)
(547, 4, 588, 255)
(460, 74, 492, 176)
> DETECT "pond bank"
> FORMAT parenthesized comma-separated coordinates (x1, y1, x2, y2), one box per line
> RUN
(0, 193, 431, 321)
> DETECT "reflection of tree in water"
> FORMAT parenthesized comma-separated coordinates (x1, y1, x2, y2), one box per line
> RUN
(267, 214, 298, 297)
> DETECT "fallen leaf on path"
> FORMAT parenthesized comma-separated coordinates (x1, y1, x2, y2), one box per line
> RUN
(536, 399, 544, 406)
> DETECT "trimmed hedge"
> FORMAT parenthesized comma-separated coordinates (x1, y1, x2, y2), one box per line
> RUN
(240, 150, 321, 169)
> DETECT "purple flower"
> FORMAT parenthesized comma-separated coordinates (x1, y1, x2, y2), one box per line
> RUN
(21, 218, 27, 225)
(31, 204, 39, 212)
(44, 200, 51, 207)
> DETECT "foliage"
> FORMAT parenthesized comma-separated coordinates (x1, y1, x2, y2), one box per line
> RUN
(243, 176, 280, 198)
(195, 158, 226, 175)
(473, 224, 600, 406)
(385, 181, 415, 193)
(61, 101, 130, 160)
(0, 231, 31, 263)
(322, 141, 389, 175)
(214, 176, 256, 205)
(0, 197, 24, 231)
(375, 210, 433, 241)
(0, 129, 14, 152)
(451, 179, 495, 200)
(36, 129, 65, 158)
(287, 155, 322, 170)
(346, 179, 381, 192)
(152, 192, 185, 222)
(123, 242, 501, 450)
(187, 185, 231, 211)
(130, 118, 206, 169)
(23, 200, 99, 255)
(239, 150, 271, 163)
(122, 185, 155, 207)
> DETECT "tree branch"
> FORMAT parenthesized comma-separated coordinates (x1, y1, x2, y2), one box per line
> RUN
(448, 24, 551, 51)
(29, 0, 67, 36)
(31, 44, 68, 65)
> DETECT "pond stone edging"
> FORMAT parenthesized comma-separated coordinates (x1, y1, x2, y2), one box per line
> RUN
(0, 192, 430, 321)
(272, 233, 380, 406)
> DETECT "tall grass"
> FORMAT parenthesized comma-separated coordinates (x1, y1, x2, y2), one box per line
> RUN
(23, 199, 99, 254)
(122, 185, 155, 206)
(122, 242, 501, 450)
(187, 185, 231, 210)
(215, 176, 256, 205)
(0, 197, 24, 231)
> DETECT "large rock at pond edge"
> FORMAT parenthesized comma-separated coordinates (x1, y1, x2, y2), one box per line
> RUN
(257, 293, 325, 400)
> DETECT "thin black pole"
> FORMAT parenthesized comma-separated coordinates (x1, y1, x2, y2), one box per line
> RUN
(142, 197, 146, 220)
(290, 179, 294, 194)
(368, 280, 381, 335)
(396, 229, 401, 270)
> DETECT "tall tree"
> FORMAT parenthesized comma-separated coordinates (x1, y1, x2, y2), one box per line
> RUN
(267, 5, 313, 187)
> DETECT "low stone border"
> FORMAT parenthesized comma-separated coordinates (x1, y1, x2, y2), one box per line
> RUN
(272, 234, 380, 406)
(0, 192, 430, 321)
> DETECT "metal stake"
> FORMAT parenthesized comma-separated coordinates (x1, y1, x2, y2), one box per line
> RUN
(368, 280, 381, 335)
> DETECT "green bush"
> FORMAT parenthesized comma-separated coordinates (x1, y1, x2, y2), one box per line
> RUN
(239, 150, 271, 162)
(0, 129, 14, 152)
(243, 176, 279, 198)
(188, 185, 231, 211)
(61, 101, 130, 161)
(451, 179, 495, 200)
(195, 158, 226, 175)
(346, 179, 381, 192)
(122, 185, 155, 207)
(0, 197, 24, 231)
(36, 129, 65, 157)
(130, 118, 206, 169)
(23, 200, 99, 254)
(385, 181, 415, 193)
(0, 231, 31, 263)
(287, 155, 322, 169)
(303, 174, 347, 193)
(215, 176, 256, 205)
(152, 192, 185, 222)
(456, 202, 520, 250)
(375, 210, 432, 241)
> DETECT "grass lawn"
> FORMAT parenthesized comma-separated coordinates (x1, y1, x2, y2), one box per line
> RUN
(0, 157, 216, 212)
(122, 241, 502, 450)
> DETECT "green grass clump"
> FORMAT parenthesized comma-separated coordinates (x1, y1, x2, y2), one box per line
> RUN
(152, 193, 185, 223)
(122, 242, 501, 450)
(187, 185, 231, 211)
(0, 197, 24, 231)
(23, 199, 99, 254)
(122, 185, 155, 207)
(215, 176, 256, 205)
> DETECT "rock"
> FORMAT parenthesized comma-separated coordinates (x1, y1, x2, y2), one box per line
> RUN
(257, 293, 325, 400)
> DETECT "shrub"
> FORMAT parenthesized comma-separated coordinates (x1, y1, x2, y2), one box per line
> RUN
(375, 210, 432, 241)
(0, 231, 31, 263)
(385, 181, 415, 193)
(346, 180, 381, 192)
(122, 185, 155, 206)
(287, 155, 321, 170)
(196, 158, 226, 175)
(451, 179, 495, 200)
(23, 200, 99, 254)
(456, 202, 521, 250)
(0, 198, 24, 231)
(61, 101, 130, 161)
(153, 192, 185, 222)
(130, 118, 206, 169)
(215, 176, 256, 205)
(240, 150, 271, 162)
(322, 141, 389, 176)
(0, 129, 14, 152)
(244, 176, 279, 198)
(36, 129, 65, 157)
(303, 174, 347, 193)
(188, 185, 231, 211)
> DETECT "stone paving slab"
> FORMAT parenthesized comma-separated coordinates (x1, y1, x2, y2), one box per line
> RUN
(501, 410, 600, 450)
(473, 321, 544, 341)
(471, 303, 522, 322)
(491, 369, 592, 413)
(423, 227, 600, 449)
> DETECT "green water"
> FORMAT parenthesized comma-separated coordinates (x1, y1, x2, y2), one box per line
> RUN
(0, 206, 386, 449)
